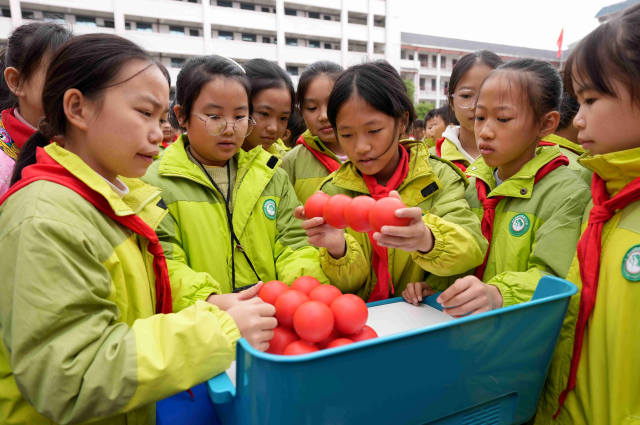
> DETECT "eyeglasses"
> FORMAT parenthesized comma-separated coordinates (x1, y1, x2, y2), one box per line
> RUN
(450, 89, 477, 109)
(191, 114, 256, 137)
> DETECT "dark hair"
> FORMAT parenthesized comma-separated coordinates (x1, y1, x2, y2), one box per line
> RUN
(297, 61, 343, 111)
(11, 34, 161, 185)
(155, 60, 171, 86)
(481, 57, 563, 127)
(168, 97, 182, 131)
(175, 55, 251, 126)
(415, 119, 425, 128)
(285, 108, 307, 147)
(563, 3, 640, 104)
(244, 58, 295, 113)
(432, 105, 450, 124)
(0, 22, 73, 111)
(448, 50, 503, 125)
(328, 60, 416, 136)
(557, 92, 580, 130)
(424, 109, 435, 122)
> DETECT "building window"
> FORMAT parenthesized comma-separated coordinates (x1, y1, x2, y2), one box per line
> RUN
(171, 58, 186, 69)
(408, 53, 414, 60)
(285, 8, 296, 16)
(324, 15, 332, 20)
(218, 30, 234, 40)
(262, 36, 271, 43)
(431, 79, 436, 91)
(309, 40, 320, 48)
(444, 81, 449, 95)
(76, 16, 96, 26)
(189, 29, 199, 37)
(285, 37, 297, 46)
(420, 78, 426, 91)
(286, 66, 298, 76)
(452, 59, 458, 68)
(136, 22, 153, 32)
(44, 12, 65, 24)
(104, 19, 115, 28)
(21, 11, 35, 20)
(309, 11, 320, 19)
(324, 43, 332, 49)
(169, 26, 185, 35)
(432, 55, 437, 68)
(241, 3, 255, 10)
(1, 8, 10, 18)
(441, 57, 447, 68)
(125, 22, 132, 30)
(419, 54, 428, 67)
(217, 0, 233, 7)
(262, 7, 270, 12)
(242, 33, 256, 42)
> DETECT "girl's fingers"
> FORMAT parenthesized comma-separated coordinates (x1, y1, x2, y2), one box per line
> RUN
(444, 297, 486, 317)
(422, 288, 436, 298)
(406, 284, 419, 305)
(388, 190, 402, 201)
(380, 224, 419, 237)
(394, 207, 423, 220)
(374, 233, 412, 247)
(300, 217, 325, 230)
(437, 278, 472, 304)
(293, 206, 306, 220)
(440, 286, 483, 309)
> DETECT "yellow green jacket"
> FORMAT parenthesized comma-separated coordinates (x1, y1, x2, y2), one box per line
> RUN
(142, 136, 329, 295)
(436, 137, 471, 170)
(535, 147, 640, 425)
(465, 146, 591, 307)
(317, 140, 487, 300)
(281, 130, 343, 204)
(542, 134, 593, 186)
(0, 144, 240, 425)
(424, 138, 436, 149)
(266, 138, 290, 159)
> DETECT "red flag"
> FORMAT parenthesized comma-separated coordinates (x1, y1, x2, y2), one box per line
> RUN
(556, 28, 564, 58)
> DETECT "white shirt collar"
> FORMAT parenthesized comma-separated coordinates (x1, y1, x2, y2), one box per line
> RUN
(442, 125, 478, 164)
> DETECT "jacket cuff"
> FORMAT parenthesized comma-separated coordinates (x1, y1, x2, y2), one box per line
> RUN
(486, 281, 513, 307)
(319, 233, 356, 266)
(412, 215, 445, 262)
(198, 300, 241, 357)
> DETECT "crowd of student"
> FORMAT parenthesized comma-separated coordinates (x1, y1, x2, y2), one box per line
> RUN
(0, 4, 638, 424)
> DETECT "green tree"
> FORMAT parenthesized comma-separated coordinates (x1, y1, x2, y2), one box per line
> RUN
(403, 79, 415, 103)
(415, 102, 434, 121)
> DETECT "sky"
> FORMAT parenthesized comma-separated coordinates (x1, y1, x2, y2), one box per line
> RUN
(397, 0, 614, 52)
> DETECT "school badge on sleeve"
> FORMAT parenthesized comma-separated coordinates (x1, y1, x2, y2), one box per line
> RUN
(622, 245, 640, 281)
(509, 213, 530, 237)
(263, 199, 277, 220)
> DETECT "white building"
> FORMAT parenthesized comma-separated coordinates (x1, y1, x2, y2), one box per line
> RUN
(0, 0, 401, 88)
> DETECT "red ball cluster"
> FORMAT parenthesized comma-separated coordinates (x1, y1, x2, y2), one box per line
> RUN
(305, 192, 410, 233)
(258, 277, 378, 356)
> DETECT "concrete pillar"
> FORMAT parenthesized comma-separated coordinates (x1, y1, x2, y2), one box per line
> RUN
(413, 71, 419, 105)
(202, 0, 212, 54)
(9, 0, 21, 28)
(435, 52, 442, 107)
(112, 0, 125, 34)
(384, 0, 401, 71)
(276, 0, 285, 68)
(366, 0, 374, 59)
(341, 0, 348, 67)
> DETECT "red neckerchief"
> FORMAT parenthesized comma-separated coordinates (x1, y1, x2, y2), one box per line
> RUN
(362, 145, 410, 302)
(1, 108, 36, 149)
(539, 140, 583, 156)
(555, 172, 640, 417)
(435, 137, 467, 173)
(474, 155, 570, 280)
(296, 135, 341, 173)
(0, 147, 173, 314)
(162, 134, 179, 149)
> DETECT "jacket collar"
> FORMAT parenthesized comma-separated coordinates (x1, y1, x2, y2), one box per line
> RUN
(299, 130, 342, 164)
(543, 134, 585, 155)
(45, 143, 162, 217)
(467, 146, 562, 199)
(442, 125, 475, 165)
(579, 146, 640, 196)
(329, 141, 444, 207)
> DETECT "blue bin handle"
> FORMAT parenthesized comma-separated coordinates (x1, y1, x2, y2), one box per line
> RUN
(207, 371, 236, 404)
(531, 276, 577, 301)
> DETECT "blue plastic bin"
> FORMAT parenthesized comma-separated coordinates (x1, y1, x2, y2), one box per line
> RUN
(207, 276, 576, 425)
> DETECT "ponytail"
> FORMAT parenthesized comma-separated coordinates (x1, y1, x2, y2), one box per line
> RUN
(10, 132, 49, 186)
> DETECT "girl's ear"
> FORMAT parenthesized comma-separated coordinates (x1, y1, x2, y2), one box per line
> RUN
(4, 67, 24, 97)
(174, 104, 187, 128)
(63, 88, 91, 132)
(400, 111, 410, 133)
(538, 110, 561, 139)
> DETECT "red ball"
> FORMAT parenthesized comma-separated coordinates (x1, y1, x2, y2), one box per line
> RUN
(345, 325, 378, 342)
(327, 338, 354, 348)
(344, 196, 376, 233)
(331, 294, 369, 335)
(266, 326, 299, 355)
(284, 340, 319, 356)
(258, 280, 290, 306)
(291, 276, 322, 296)
(275, 290, 310, 329)
(293, 301, 335, 343)
(305, 192, 331, 219)
(316, 328, 339, 349)
(309, 284, 342, 307)
(323, 194, 352, 229)
(369, 197, 411, 233)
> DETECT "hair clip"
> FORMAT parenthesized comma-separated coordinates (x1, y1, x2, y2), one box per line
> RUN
(218, 55, 246, 74)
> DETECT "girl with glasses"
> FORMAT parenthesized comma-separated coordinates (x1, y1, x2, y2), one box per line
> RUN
(142, 55, 332, 321)
(435, 50, 503, 172)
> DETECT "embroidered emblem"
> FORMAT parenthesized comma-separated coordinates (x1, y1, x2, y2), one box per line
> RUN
(509, 213, 530, 237)
(622, 245, 640, 281)
(263, 199, 277, 220)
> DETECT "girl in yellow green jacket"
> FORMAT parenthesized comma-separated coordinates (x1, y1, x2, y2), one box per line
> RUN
(143, 55, 331, 298)
(241, 58, 293, 159)
(407, 59, 591, 318)
(295, 60, 487, 302)
(435, 50, 503, 173)
(281, 61, 345, 204)
(0, 35, 275, 425)
(535, 6, 640, 423)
